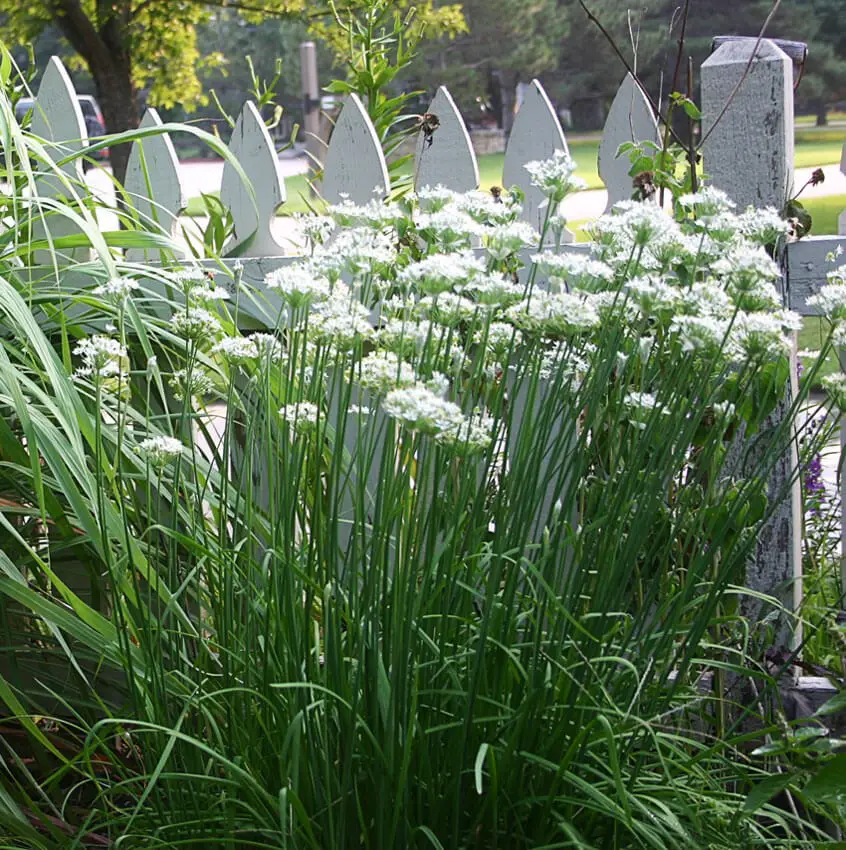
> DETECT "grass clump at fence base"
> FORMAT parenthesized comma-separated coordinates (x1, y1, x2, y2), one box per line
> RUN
(1, 90, 846, 847)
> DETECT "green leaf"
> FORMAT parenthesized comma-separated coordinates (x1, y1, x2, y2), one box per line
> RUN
(814, 689, 846, 717)
(474, 742, 489, 794)
(418, 826, 445, 849)
(682, 100, 703, 120)
(803, 754, 846, 801)
(784, 199, 812, 238)
(0, 50, 11, 88)
(742, 772, 794, 812)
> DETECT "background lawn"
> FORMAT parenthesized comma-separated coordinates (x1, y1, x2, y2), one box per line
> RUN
(788, 192, 844, 389)
(184, 132, 843, 218)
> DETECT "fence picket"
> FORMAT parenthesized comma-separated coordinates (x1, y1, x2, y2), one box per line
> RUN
(413, 86, 479, 193)
(30, 57, 90, 264)
(125, 109, 185, 262)
(598, 74, 660, 212)
(502, 80, 572, 239)
(31, 57, 86, 184)
(220, 101, 286, 257)
(322, 94, 389, 204)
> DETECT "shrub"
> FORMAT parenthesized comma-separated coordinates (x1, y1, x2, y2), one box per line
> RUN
(0, 78, 842, 847)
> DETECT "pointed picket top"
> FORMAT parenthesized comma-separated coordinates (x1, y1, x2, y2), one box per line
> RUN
(839, 142, 846, 235)
(125, 109, 185, 259)
(322, 93, 390, 204)
(413, 86, 479, 193)
(220, 101, 286, 257)
(31, 56, 86, 187)
(503, 80, 574, 240)
(598, 74, 660, 212)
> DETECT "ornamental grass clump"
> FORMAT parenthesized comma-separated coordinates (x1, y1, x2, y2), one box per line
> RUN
(0, 84, 843, 847)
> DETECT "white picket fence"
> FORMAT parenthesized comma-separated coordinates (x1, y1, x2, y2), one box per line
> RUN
(14, 41, 846, 705)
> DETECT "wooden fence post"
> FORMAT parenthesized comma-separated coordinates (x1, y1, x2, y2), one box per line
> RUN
(701, 38, 802, 638)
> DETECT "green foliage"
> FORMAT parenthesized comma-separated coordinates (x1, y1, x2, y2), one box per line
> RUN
(320, 0, 465, 193)
(617, 137, 701, 203)
(408, 0, 564, 127)
(190, 12, 327, 139)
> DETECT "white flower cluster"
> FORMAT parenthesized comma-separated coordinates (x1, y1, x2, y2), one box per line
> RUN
(822, 373, 846, 412)
(484, 222, 540, 261)
(213, 333, 283, 365)
(297, 213, 335, 248)
(416, 208, 481, 249)
(524, 149, 587, 202)
(397, 251, 485, 295)
(74, 335, 127, 380)
(357, 351, 417, 395)
(532, 253, 614, 292)
(308, 294, 374, 350)
(329, 195, 403, 229)
(808, 265, 846, 326)
(170, 368, 213, 401)
(139, 435, 183, 468)
(456, 189, 521, 225)
(418, 292, 478, 326)
(382, 384, 463, 434)
(279, 402, 320, 435)
(189, 283, 231, 304)
(93, 276, 139, 303)
(311, 228, 396, 280)
(677, 186, 736, 216)
(506, 290, 600, 338)
(170, 307, 222, 346)
(461, 274, 523, 307)
(169, 266, 208, 294)
(125, 149, 811, 466)
(435, 409, 494, 455)
(265, 263, 331, 307)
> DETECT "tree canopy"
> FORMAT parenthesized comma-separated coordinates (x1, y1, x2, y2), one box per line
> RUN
(413, 0, 846, 131)
(3, 0, 846, 179)
(0, 0, 462, 180)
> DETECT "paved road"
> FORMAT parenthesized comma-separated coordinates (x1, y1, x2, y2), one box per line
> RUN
(176, 156, 310, 201)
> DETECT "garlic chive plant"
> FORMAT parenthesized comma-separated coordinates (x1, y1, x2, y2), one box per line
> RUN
(0, 102, 843, 846)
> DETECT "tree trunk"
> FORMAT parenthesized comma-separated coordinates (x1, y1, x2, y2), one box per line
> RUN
(90, 55, 139, 185)
(50, 1, 140, 185)
(500, 70, 517, 136)
(487, 69, 503, 129)
(815, 99, 828, 127)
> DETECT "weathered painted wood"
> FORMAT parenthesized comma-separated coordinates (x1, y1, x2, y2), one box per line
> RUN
(502, 80, 573, 240)
(840, 143, 846, 235)
(125, 109, 186, 262)
(30, 57, 86, 186)
(30, 57, 90, 264)
(322, 94, 390, 204)
(220, 101, 286, 257)
(505, 362, 578, 545)
(413, 86, 479, 193)
(701, 39, 794, 209)
(702, 38, 800, 635)
(598, 74, 660, 212)
(785, 236, 846, 314)
(325, 372, 391, 559)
